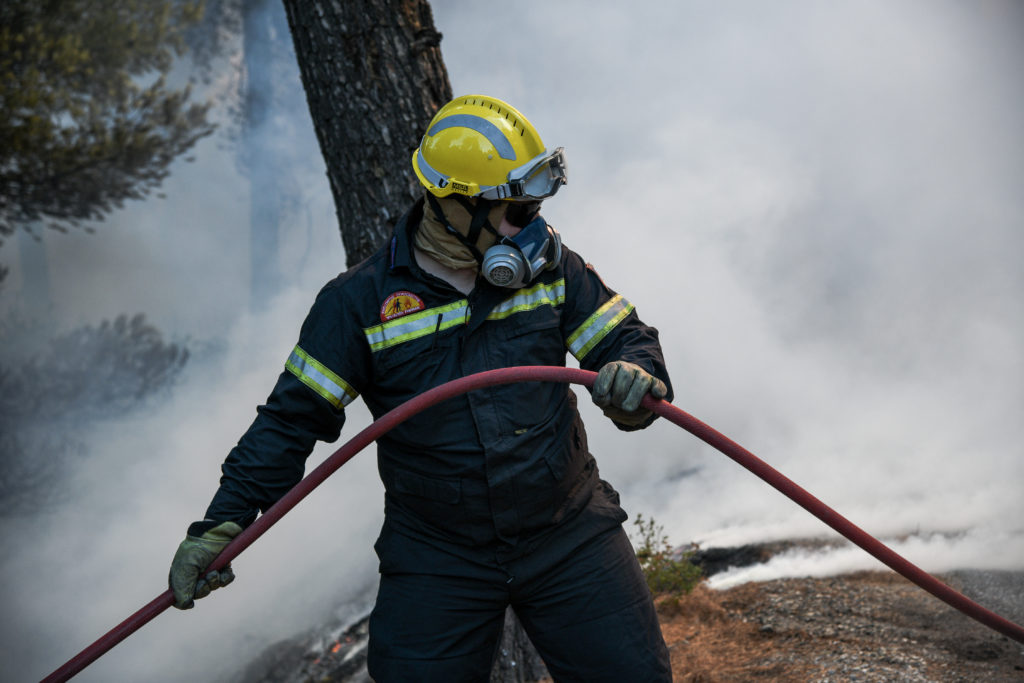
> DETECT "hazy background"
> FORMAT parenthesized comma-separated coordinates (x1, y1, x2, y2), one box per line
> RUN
(3, 1, 1022, 680)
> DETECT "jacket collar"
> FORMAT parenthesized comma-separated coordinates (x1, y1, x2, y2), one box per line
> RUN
(389, 197, 425, 272)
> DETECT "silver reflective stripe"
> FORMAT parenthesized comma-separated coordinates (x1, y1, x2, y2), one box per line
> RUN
(417, 148, 500, 196)
(487, 279, 566, 320)
(566, 294, 635, 361)
(416, 148, 451, 189)
(364, 300, 470, 352)
(285, 345, 358, 409)
(427, 114, 516, 160)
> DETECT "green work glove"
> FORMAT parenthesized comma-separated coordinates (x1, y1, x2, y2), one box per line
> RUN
(168, 520, 243, 609)
(591, 360, 668, 427)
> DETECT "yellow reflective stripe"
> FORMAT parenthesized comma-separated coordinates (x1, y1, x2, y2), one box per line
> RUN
(487, 279, 566, 320)
(364, 300, 470, 353)
(567, 294, 634, 360)
(285, 345, 358, 409)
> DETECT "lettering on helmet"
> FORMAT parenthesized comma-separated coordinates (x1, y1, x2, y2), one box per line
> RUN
(380, 291, 426, 322)
(451, 181, 470, 194)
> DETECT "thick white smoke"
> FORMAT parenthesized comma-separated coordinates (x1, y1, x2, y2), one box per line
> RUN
(4, 1, 1023, 680)
(2, 296, 383, 682)
(432, 0, 1024, 579)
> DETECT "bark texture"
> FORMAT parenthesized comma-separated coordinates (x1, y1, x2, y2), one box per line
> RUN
(281, 0, 451, 266)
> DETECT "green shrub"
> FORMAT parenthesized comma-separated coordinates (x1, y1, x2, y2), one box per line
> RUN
(632, 513, 702, 599)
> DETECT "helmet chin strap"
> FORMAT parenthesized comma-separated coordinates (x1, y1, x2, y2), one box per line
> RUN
(424, 192, 502, 266)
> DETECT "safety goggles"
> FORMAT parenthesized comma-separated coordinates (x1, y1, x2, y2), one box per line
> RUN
(479, 147, 568, 201)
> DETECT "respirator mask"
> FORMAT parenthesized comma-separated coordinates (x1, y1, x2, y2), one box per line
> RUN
(421, 193, 562, 289)
(481, 214, 562, 289)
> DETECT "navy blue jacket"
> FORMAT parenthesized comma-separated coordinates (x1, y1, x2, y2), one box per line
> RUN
(199, 199, 672, 558)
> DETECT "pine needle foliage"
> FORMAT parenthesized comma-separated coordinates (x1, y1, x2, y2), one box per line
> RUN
(0, 0, 215, 241)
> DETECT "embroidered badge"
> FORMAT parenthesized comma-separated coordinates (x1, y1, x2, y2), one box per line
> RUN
(380, 291, 425, 322)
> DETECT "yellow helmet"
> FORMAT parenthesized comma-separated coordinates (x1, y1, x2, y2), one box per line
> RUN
(413, 94, 567, 201)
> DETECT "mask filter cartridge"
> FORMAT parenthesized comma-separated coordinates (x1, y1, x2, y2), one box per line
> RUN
(481, 216, 562, 289)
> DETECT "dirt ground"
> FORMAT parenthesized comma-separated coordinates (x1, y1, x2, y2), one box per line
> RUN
(233, 567, 1024, 682)
(658, 571, 1024, 682)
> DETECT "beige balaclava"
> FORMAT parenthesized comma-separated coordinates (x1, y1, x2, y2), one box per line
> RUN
(415, 193, 508, 270)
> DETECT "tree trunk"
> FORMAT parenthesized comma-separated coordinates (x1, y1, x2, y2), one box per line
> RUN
(490, 607, 551, 682)
(281, 2, 549, 680)
(282, 0, 451, 267)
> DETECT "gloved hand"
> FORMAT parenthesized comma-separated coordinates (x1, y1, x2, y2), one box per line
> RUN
(168, 520, 243, 609)
(591, 361, 668, 427)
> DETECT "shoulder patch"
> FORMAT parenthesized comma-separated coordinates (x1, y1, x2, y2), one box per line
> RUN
(380, 290, 425, 322)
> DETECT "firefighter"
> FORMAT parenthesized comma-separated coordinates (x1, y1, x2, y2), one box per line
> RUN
(169, 95, 674, 681)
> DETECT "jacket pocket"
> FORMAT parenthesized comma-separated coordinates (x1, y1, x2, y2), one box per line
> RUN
(493, 312, 566, 427)
(501, 309, 562, 362)
(510, 311, 561, 337)
(374, 324, 458, 374)
(388, 468, 461, 504)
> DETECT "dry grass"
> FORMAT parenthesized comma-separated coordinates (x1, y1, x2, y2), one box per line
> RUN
(658, 584, 818, 682)
(656, 573, 1024, 682)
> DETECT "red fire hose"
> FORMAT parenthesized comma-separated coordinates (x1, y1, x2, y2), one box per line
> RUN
(42, 366, 1024, 681)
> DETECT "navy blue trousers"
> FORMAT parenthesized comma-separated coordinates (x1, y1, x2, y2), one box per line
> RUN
(367, 524, 671, 682)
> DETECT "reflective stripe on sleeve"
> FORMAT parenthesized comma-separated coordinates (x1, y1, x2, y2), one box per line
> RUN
(364, 300, 470, 353)
(566, 294, 635, 361)
(285, 345, 358, 409)
(487, 279, 565, 320)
